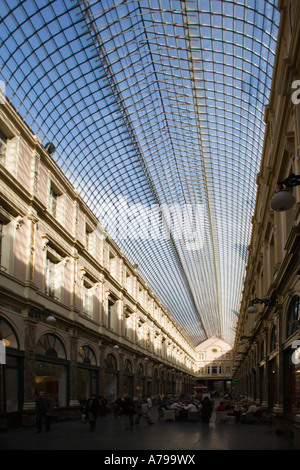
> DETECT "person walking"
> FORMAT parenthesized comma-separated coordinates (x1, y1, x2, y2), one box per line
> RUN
(85, 393, 100, 432)
(121, 396, 136, 429)
(35, 391, 52, 433)
(135, 396, 154, 425)
(200, 396, 213, 424)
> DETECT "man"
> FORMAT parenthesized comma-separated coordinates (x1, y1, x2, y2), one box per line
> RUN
(35, 391, 52, 433)
(85, 393, 100, 432)
(135, 396, 154, 425)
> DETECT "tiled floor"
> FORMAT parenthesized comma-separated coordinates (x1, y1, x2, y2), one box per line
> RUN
(0, 406, 295, 451)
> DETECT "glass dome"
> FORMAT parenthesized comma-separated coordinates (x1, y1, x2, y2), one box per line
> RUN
(0, 0, 280, 346)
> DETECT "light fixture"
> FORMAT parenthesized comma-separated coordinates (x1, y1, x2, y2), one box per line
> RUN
(113, 344, 120, 350)
(46, 314, 56, 324)
(247, 295, 277, 314)
(238, 335, 255, 345)
(270, 173, 300, 211)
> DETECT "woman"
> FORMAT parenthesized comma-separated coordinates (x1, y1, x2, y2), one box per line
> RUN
(200, 396, 213, 424)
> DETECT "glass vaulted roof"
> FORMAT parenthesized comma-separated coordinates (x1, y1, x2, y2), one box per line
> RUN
(0, 0, 280, 347)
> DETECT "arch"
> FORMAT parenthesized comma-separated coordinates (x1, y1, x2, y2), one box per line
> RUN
(286, 295, 300, 339)
(36, 333, 66, 359)
(78, 345, 97, 366)
(0, 316, 19, 349)
(137, 362, 144, 376)
(105, 353, 118, 370)
(124, 358, 133, 373)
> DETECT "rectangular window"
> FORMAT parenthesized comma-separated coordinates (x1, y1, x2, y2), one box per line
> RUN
(109, 252, 117, 278)
(82, 278, 94, 317)
(49, 187, 58, 217)
(45, 256, 56, 298)
(124, 312, 131, 338)
(108, 299, 117, 330)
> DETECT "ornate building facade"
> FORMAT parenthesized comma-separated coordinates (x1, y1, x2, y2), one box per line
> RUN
(0, 101, 196, 427)
(234, 0, 300, 443)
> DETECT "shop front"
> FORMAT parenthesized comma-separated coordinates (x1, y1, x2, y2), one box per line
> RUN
(0, 316, 23, 428)
(104, 353, 119, 405)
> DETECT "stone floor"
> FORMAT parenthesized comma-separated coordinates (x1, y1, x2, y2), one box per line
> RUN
(0, 406, 296, 452)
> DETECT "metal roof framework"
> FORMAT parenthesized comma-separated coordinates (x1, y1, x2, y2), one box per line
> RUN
(0, 0, 280, 346)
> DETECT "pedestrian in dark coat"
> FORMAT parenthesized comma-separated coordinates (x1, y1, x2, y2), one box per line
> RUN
(121, 396, 136, 429)
(200, 396, 213, 424)
(85, 394, 100, 432)
(35, 391, 52, 433)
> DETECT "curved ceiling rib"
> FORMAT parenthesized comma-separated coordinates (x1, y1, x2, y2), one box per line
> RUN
(0, 0, 280, 347)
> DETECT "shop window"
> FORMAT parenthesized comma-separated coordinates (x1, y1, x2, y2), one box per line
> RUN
(286, 296, 300, 339)
(35, 333, 67, 408)
(78, 346, 98, 402)
(0, 316, 20, 413)
(104, 354, 118, 404)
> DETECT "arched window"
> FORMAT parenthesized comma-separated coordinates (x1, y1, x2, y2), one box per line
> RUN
(78, 345, 98, 401)
(124, 358, 133, 373)
(0, 316, 19, 349)
(78, 345, 97, 365)
(105, 353, 117, 370)
(270, 325, 277, 353)
(36, 333, 66, 358)
(137, 363, 144, 376)
(286, 296, 300, 339)
(0, 316, 20, 415)
(35, 334, 67, 408)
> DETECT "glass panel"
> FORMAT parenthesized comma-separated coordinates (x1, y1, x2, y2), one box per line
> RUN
(0, 317, 19, 349)
(35, 361, 67, 408)
(104, 373, 118, 405)
(77, 368, 90, 403)
(286, 347, 300, 416)
(0, 1, 280, 347)
(6, 367, 18, 412)
(36, 334, 66, 359)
